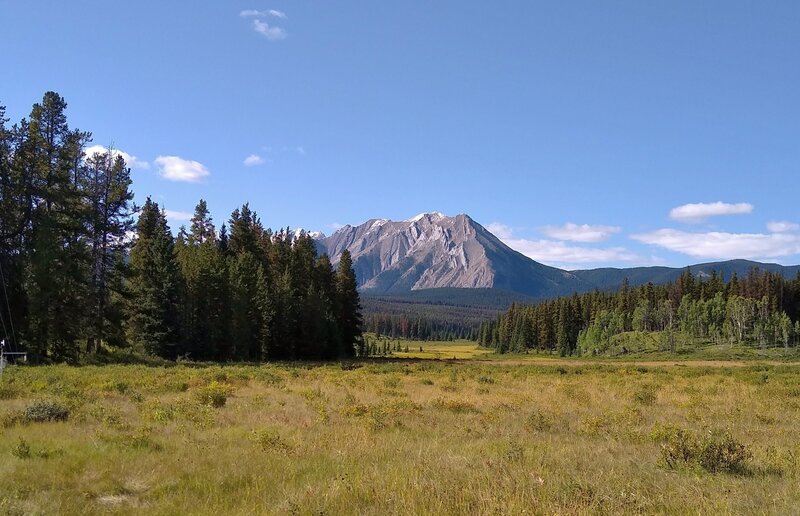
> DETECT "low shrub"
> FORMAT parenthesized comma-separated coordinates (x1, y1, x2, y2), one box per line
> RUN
(632, 384, 658, 406)
(102, 380, 129, 394)
(648, 422, 682, 442)
(697, 432, 751, 473)
(251, 428, 291, 453)
(525, 409, 553, 432)
(1, 410, 24, 428)
(0, 383, 19, 400)
(660, 428, 751, 473)
(24, 400, 70, 423)
(194, 381, 233, 408)
(11, 437, 31, 459)
(502, 439, 525, 463)
(383, 376, 400, 389)
(125, 425, 162, 451)
(431, 397, 479, 414)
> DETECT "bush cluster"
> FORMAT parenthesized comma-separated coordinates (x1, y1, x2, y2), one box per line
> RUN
(193, 381, 233, 408)
(660, 428, 751, 473)
(24, 400, 70, 423)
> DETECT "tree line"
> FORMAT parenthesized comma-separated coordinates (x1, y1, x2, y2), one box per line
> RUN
(363, 313, 477, 341)
(0, 92, 362, 363)
(479, 269, 800, 355)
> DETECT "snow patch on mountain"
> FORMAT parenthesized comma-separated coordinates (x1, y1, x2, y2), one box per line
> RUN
(407, 212, 447, 223)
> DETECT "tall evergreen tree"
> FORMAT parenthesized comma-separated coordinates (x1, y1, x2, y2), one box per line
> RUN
(176, 199, 230, 360)
(128, 198, 182, 358)
(0, 104, 27, 353)
(23, 92, 91, 362)
(335, 250, 362, 357)
(84, 149, 135, 353)
(228, 251, 266, 361)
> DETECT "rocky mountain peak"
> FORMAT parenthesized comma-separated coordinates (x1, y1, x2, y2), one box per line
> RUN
(316, 213, 587, 296)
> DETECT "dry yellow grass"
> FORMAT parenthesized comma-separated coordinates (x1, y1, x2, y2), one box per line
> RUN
(1, 361, 799, 514)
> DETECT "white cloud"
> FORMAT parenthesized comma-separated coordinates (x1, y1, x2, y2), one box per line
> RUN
(240, 9, 286, 19)
(164, 210, 193, 221)
(504, 238, 642, 267)
(296, 146, 306, 155)
(669, 201, 753, 223)
(487, 223, 641, 267)
(329, 223, 345, 231)
(767, 221, 800, 233)
(83, 145, 149, 170)
(632, 229, 800, 260)
(486, 222, 514, 239)
(542, 222, 621, 243)
(243, 154, 265, 167)
(252, 19, 287, 40)
(154, 155, 210, 182)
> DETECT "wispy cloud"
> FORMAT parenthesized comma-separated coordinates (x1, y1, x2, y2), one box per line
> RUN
(504, 238, 643, 268)
(240, 9, 288, 40)
(243, 154, 265, 167)
(767, 221, 800, 233)
(669, 201, 753, 224)
(154, 155, 210, 182)
(252, 19, 287, 40)
(84, 145, 149, 170)
(542, 222, 621, 243)
(164, 210, 193, 221)
(240, 9, 286, 19)
(486, 223, 514, 239)
(632, 228, 800, 260)
(488, 223, 641, 267)
(296, 146, 306, 155)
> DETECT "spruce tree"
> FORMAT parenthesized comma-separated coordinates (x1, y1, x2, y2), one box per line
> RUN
(0, 105, 28, 353)
(24, 92, 91, 362)
(84, 150, 135, 353)
(228, 251, 264, 361)
(335, 250, 362, 357)
(176, 199, 229, 360)
(128, 198, 182, 358)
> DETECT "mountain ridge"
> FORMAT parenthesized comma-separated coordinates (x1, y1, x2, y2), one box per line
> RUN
(315, 213, 800, 300)
(316, 212, 593, 297)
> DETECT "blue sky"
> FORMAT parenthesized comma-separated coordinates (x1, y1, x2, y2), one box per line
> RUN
(2, 1, 799, 269)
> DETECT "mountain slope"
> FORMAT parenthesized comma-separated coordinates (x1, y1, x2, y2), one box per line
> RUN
(572, 259, 800, 290)
(316, 213, 800, 301)
(317, 213, 592, 298)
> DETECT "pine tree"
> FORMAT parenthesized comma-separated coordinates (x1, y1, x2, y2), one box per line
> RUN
(314, 254, 341, 358)
(334, 250, 362, 357)
(0, 104, 28, 353)
(128, 198, 182, 358)
(84, 149, 135, 353)
(228, 203, 261, 257)
(176, 199, 230, 360)
(23, 92, 91, 362)
(228, 251, 264, 361)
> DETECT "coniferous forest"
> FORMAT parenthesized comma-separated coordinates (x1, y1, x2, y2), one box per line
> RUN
(0, 92, 363, 363)
(480, 269, 800, 356)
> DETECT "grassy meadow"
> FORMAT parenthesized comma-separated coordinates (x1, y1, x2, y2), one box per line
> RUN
(387, 339, 493, 359)
(2, 358, 800, 514)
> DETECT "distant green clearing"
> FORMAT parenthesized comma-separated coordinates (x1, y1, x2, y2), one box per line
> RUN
(393, 340, 493, 359)
(362, 334, 494, 359)
(365, 332, 800, 363)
